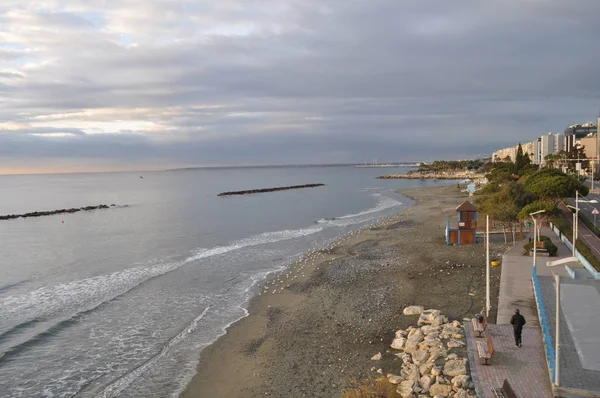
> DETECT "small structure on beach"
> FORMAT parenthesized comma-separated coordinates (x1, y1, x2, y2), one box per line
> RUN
(445, 201, 478, 245)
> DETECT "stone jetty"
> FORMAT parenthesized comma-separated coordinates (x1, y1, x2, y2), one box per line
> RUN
(0, 204, 117, 221)
(378, 172, 484, 180)
(217, 183, 325, 196)
(368, 306, 476, 397)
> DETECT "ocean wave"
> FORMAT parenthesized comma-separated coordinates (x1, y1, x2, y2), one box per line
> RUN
(0, 225, 323, 345)
(186, 226, 322, 262)
(317, 195, 403, 226)
(95, 307, 211, 398)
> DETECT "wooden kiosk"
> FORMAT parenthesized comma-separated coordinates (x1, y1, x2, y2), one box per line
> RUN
(445, 201, 478, 245)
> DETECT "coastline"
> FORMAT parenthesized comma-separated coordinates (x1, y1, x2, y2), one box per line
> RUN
(181, 185, 506, 398)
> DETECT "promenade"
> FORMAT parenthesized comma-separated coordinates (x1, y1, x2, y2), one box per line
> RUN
(467, 225, 600, 397)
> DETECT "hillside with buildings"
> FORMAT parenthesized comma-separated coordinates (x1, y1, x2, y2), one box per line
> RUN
(492, 117, 600, 173)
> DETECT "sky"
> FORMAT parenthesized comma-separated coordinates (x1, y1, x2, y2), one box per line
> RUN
(1, 1, 600, 174)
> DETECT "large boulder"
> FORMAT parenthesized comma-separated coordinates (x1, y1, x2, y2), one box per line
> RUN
(396, 352, 412, 365)
(421, 325, 441, 335)
(403, 305, 425, 315)
(391, 337, 406, 350)
(443, 360, 467, 377)
(429, 383, 453, 396)
(412, 349, 429, 366)
(401, 363, 420, 381)
(404, 329, 424, 353)
(396, 329, 408, 338)
(451, 375, 473, 390)
(418, 309, 441, 325)
(419, 375, 433, 392)
(453, 390, 468, 398)
(447, 339, 466, 348)
(388, 374, 403, 385)
(397, 380, 417, 397)
(419, 362, 434, 377)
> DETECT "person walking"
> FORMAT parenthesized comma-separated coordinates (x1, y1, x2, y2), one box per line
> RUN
(510, 308, 526, 347)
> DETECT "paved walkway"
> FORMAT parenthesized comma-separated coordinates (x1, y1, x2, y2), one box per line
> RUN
(467, 224, 600, 397)
(496, 226, 573, 326)
(466, 325, 552, 398)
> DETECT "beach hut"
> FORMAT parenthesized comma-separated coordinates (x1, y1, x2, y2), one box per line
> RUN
(445, 201, 478, 245)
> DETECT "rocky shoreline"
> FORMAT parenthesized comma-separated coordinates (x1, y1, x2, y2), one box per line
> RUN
(0, 204, 119, 220)
(378, 173, 484, 180)
(181, 185, 506, 398)
(217, 184, 325, 196)
(365, 306, 475, 397)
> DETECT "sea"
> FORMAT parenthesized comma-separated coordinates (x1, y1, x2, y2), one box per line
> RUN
(0, 165, 457, 398)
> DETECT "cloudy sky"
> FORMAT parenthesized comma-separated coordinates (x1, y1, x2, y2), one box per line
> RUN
(1, 1, 600, 174)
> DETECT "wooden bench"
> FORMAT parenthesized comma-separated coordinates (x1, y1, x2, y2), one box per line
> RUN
(476, 335, 494, 365)
(492, 379, 517, 398)
(471, 315, 487, 338)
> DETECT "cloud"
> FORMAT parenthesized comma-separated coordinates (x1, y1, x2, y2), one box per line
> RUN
(1, 0, 600, 172)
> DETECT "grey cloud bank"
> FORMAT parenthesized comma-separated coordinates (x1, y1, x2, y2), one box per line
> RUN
(1, 0, 600, 172)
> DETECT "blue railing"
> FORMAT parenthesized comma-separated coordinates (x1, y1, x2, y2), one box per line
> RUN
(532, 266, 556, 383)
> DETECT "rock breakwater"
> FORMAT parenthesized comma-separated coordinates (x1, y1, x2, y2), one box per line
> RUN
(0, 204, 117, 221)
(217, 183, 325, 196)
(367, 306, 476, 397)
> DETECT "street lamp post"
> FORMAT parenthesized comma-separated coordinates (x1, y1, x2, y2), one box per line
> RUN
(567, 205, 577, 256)
(530, 210, 546, 270)
(572, 191, 598, 243)
(546, 256, 578, 387)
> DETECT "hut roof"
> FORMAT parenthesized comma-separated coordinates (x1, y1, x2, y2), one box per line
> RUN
(456, 201, 477, 212)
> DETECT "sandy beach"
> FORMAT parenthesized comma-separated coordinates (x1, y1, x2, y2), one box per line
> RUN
(182, 185, 507, 398)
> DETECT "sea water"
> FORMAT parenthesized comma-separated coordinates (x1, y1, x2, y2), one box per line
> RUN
(0, 166, 454, 397)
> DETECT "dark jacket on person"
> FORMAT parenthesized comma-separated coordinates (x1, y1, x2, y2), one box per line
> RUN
(510, 313, 526, 330)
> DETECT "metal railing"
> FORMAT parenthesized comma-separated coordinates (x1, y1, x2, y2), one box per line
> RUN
(532, 266, 556, 384)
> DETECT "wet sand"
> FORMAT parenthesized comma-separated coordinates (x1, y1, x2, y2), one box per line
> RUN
(182, 185, 506, 398)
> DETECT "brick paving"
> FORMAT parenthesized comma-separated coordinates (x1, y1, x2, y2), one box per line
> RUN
(466, 324, 553, 398)
(467, 222, 600, 397)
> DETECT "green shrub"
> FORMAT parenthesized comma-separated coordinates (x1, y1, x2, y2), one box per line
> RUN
(550, 217, 600, 272)
(523, 235, 558, 256)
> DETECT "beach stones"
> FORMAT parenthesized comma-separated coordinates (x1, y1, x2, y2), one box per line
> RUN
(371, 352, 382, 360)
(403, 305, 425, 315)
(443, 359, 467, 377)
(376, 308, 474, 396)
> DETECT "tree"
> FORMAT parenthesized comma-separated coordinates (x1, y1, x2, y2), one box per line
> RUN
(518, 200, 558, 239)
(475, 181, 534, 243)
(515, 143, 527, 174)
(523, 168, 588, 205)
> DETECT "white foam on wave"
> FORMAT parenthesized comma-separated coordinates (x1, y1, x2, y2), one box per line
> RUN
(96, 307, 211, 398)
(317, 195, 403, 226)
(0, 225, 323, 324)
(186, 226, 322, 263)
